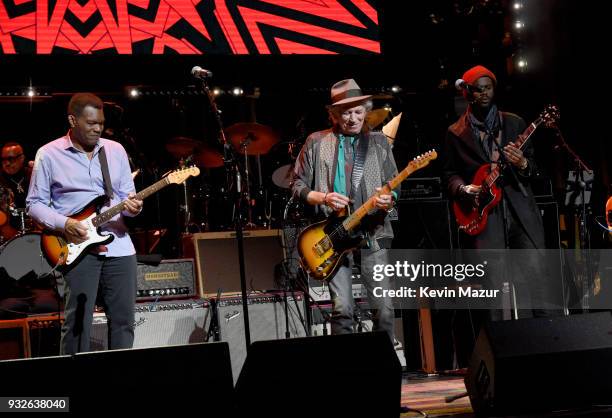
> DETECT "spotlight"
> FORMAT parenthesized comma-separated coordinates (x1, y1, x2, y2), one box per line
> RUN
(513, 2, 523, 10)
(27, 88, 35, 97)
(517, 59, 528, 69)
(129, 88, 139, 98)
(390, 85, 402, 94)
(213, 88, 223, 96)
(383, 104, 392, 112)
(514, 21, 524, 29)
(231, 87, 244, 96)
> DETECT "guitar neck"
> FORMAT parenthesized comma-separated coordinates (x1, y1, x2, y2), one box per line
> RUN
(342, 165, 413, 232)
(484, 118, 543, 188)
(92, 177, 171, 227)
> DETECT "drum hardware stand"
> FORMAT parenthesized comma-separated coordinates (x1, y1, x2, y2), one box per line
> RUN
(238, 138, 257, 229)
(196, 68, 253, 352)
(557, 128, 593, 313)
(177, 156, 194, 234)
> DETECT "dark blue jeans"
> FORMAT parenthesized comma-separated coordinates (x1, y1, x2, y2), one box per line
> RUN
(60, 254, 136, 354)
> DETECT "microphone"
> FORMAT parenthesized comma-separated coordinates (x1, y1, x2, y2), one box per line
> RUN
(191, 66, 213, 79)
(455, 79, 482, 94)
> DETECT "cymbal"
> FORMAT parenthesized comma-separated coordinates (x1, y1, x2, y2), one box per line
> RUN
(371, 93, 395, 100)
(165, 136, 202, 158)
(366, 108, 390, 128)
(225, 123, 279, 155)
(194, 145, 224, 168)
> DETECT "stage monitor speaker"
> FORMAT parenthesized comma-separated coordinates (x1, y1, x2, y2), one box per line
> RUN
(0, 343, 234, 413)
(90, 298, 210, 351)
(235, 332, 402, 417)
(136, 258, 197, 301)
(0, 354, 71, 398)
(192, 230, 285, 296)
(217, 291, 307, 382)
(71, 343, 234, 413)
(465, 312, 612, 416)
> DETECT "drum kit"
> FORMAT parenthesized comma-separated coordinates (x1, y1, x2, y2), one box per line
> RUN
(165, 122, 303, 232)
(162, 103, 399, 232)
(0, 186, 53, 281)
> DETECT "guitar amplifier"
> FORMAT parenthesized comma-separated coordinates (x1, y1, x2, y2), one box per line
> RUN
(136, 258, 196, 301)
(400, 177, 442, 201)
(91, 298, 211, 351)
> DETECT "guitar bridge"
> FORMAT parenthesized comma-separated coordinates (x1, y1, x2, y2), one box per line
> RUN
(316, 253, 338, 275)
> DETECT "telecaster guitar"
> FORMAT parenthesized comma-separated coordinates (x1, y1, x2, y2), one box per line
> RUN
(41, 167, 200, 269)
(298, 151, 437, 281)
(453, 105, 559, 235)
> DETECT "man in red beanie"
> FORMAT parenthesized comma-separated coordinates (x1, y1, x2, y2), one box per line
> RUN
(442, 65, 559, 320)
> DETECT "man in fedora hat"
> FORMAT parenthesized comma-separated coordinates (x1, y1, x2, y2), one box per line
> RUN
(292, 79, 399, 340)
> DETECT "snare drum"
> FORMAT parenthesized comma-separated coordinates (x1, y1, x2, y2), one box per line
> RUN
(0, 233, 53, 280)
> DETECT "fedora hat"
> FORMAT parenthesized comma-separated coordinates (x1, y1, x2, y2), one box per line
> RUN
(329, 79, 372, 107)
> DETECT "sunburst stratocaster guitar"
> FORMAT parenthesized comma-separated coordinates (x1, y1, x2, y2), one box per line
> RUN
(453, 105, 559, 235)
(41, 166, 200, 269)
(298, 150, 437, 281)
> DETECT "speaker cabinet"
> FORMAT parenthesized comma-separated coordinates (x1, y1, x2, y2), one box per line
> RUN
(465, 312, 612, 416)
(0, 319, 29, 360)
(217, 291, 307, 382)
(91, 298, 211, 351)
(236, 332, 402, 417)
(192, 230, 285, 296)
(393, 199, 453, 249)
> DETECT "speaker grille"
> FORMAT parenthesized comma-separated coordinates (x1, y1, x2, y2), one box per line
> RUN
(91, 299, 211, 351)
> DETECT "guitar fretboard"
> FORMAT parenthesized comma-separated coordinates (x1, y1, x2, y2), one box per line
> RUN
(92, 177, 171, 227)
(342, 163, 418, 232)
(483, 118, 543, 190)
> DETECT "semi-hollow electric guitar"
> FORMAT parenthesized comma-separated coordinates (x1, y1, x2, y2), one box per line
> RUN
(453, 105, 559, 236)
(41, 166, 200, 269)
(298, 150, 437, 281)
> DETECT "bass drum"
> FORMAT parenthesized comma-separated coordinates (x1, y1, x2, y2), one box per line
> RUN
(0, 185, 11, 219)
(266, 141, 300, 190)
(0, 233, 53, 281)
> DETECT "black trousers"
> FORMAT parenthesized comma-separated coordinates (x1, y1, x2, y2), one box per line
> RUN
(60, 254, 136, 354)
(461, 200, 562, 318)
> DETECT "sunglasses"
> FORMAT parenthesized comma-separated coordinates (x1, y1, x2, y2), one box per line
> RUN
(1, 154, 23, 163)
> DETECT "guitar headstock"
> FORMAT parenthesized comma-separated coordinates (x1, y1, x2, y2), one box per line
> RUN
(409, 150, 438, 170)
(539, 104, 560, 128)
(166, 166, 200, 184)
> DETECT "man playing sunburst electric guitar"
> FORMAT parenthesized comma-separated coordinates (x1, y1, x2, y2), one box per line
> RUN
(27, 93, 143, 354)
(292, 79, 399, 340)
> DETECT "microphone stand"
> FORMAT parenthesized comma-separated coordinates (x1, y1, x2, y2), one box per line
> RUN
(554, 128, 593, 312)
(489, 133, 527, 320)
(198, 74, 252, 351)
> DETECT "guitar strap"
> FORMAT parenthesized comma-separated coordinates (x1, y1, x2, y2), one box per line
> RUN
(98, 146, 114, 201)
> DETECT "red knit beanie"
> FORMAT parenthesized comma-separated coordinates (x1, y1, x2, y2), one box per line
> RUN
(461, 65, 497, 97)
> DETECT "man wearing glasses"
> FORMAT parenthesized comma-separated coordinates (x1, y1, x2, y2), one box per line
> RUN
(0, 142, 30, 209)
